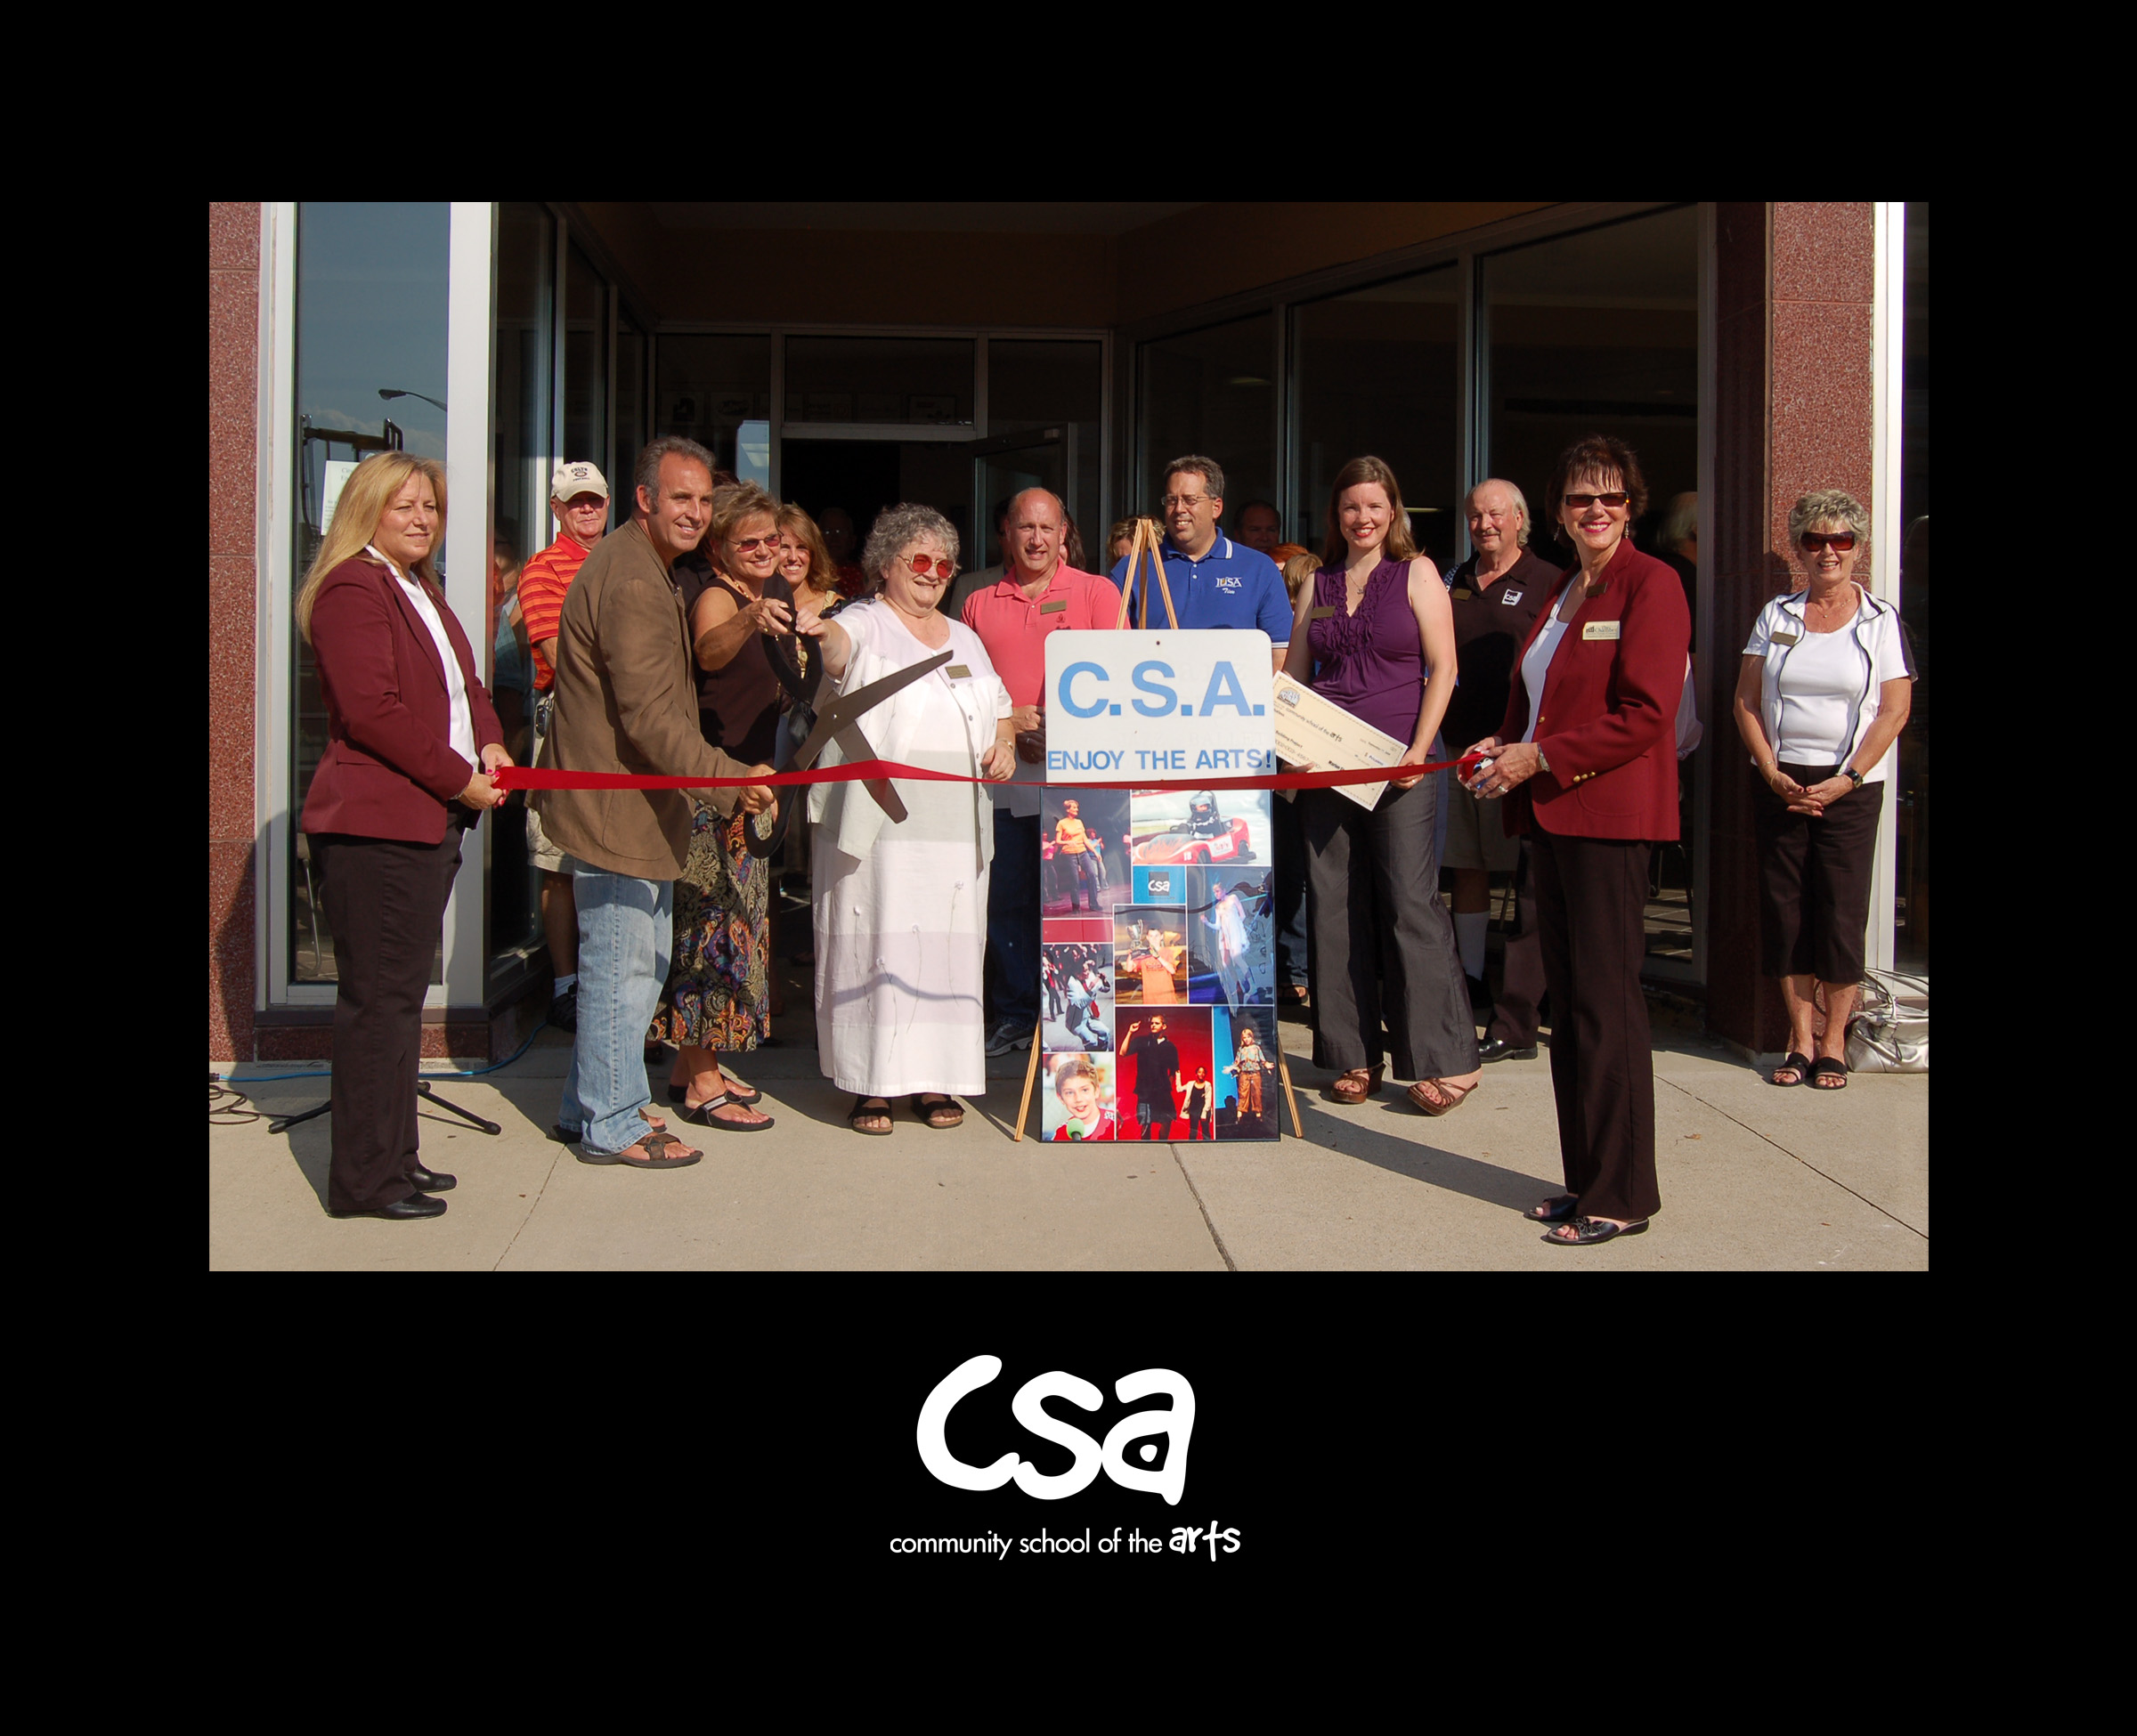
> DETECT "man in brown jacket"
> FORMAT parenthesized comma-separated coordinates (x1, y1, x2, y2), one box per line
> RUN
(535, 436, 776, 1167)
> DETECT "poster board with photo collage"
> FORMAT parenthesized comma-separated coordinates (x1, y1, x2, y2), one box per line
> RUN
(1037, 631, 1280, 1144)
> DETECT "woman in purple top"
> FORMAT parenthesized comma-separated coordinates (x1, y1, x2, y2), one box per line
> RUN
(1280, 457, 1481, 1114)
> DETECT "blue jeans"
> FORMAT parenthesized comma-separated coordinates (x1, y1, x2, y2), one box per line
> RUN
(557, 859, 673, 1156)
(984, 811, 1040, 1028)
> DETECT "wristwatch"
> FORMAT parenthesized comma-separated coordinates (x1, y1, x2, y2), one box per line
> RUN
(1844, 767, 1865, 788)
(1536, 748, 1551, 775)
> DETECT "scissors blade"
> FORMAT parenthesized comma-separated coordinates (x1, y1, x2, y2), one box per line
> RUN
(833, 723, 908, 823)
(791, 648, 954, 771)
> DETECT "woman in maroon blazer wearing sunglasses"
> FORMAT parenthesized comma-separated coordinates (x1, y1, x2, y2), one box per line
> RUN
(1462, 434, 1688, 1247)
(297, 452, 512, 1221)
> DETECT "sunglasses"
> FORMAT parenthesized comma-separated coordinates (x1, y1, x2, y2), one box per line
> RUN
(906, 554, 955, 580)
(731, 535, 782, 554)
(1564, 491, 1630, 510)
(1800, 531, 1857, 552)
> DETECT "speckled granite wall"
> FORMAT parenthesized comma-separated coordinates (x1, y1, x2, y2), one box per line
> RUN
(208, 204, 261, 1064)
(1707, 202, 1877, 1055)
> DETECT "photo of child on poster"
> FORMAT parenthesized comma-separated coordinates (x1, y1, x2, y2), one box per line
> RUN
(1126, 788, 1272, 870)
(1041, 788, 1131, 916)
(1042, 941, 1113, 1051)
(1043, 1052, 1117, 1142)
(1115, 907, 1187, 1004)
(1116, 1008, 1212, 1141)
(1211, 1005, 1280, 1140)
(1190, 867, 1275, 1008)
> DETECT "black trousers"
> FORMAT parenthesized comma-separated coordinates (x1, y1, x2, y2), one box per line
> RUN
(1754, 766, 1886, 984)
(1303, 778, 1478, 1080)
(1487, 839, 1547, 1049)
(313, 827, 466, 1213)
(1531, 830, 1661, 1223)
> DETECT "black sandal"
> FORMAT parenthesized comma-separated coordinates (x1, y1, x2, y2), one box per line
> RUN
(1771, 1051, 1812, 1086)
(849, 1097, 894, 1136)
(675, 1091, 774, 1132)
(667, 1078, 761, 1107)
(1808, 1057, 1849, 1091)
(913, 1094, 964, 1129)
(1542, 1216, 1649, 1246)
(1524, 1194, 1579, 1223)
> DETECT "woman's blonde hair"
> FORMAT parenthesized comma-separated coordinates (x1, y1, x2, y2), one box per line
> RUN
(1320, 456, 1419, 570)
(297, 451, 448, 643)
(706, 482, 781, 564)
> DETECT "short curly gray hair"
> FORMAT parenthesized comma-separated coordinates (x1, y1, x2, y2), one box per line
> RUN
(863, 503, 961, 581)
(1788, 488, 1870, 551)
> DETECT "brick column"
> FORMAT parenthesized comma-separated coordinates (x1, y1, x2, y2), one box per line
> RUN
(209, 204, 263, 1065)
(1706, 201, 1877, 1055)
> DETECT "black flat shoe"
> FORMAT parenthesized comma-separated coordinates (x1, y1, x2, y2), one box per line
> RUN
(1524, 1194, 1578, 1223)
(1479, 1037, 1539, 1064)
(333, 1192, 447, 1221)
(406, 1166, 456, 1193)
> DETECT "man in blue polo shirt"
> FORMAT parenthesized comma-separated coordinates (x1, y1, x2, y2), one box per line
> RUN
(1111, 454, 1290, 669)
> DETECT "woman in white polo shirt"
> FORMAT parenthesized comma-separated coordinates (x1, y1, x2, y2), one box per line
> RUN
(1733, 489, 1914, 1090)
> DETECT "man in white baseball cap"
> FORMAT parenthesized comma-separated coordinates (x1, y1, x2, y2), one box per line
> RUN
(518, 461, 612, 1028)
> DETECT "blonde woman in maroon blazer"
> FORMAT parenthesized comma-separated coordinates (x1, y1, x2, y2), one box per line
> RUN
(1463, 435, 1689, 1247)
(297, 452, 511, 1221)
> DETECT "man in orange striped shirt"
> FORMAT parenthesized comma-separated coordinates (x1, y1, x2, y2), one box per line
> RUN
(521, 460, 610, 1029)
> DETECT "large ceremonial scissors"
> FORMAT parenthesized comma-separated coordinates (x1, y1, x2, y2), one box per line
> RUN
(790, 646, 955, 824)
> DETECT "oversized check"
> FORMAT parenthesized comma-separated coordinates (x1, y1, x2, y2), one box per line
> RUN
(1270, 674, 1406, 810)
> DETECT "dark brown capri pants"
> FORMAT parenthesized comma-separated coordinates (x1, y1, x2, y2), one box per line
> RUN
(1304, 775, 1479, 1081)
(1754, 764, 1887, 985)
(312, 824, 467, 1214)
(1532, 830, 1662, 1224)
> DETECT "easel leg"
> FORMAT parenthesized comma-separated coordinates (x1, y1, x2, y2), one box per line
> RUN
(1012, 1016, 1044, 1141)
(1276, 1049, 1304, 1138)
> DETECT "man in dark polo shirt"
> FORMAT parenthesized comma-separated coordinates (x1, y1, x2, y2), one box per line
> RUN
(1111, 456, 1291, 670)
(1441, 478, 1557, 1060)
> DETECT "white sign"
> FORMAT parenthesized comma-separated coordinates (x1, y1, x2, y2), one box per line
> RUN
(320, 458, 361, 535)
(1269, 673, 1406, 810)
(1044, 631, 1276, 784)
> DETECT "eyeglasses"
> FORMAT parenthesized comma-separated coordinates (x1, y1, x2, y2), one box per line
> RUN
(1160, 495, 1209, 512)
(906, 553, 955, 580)
(1564, 492, 1630, 510)
(731, 535, 782, 554)
(1799, 531, 1857, 552)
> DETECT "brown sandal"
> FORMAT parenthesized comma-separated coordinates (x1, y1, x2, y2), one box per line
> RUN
(1407, 1078, 1475, 1117)
(1329, 1067, 1383, 1105)
(577, 1129, 703, 1169)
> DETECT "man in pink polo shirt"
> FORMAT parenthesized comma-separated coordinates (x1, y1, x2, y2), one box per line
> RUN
(962, 487, 1122, 1056)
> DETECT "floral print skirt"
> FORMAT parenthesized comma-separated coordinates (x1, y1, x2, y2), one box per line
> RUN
(654, 803, 769, 1052)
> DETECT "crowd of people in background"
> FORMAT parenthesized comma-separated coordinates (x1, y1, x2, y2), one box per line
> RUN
(303, 426, 1912, 1250)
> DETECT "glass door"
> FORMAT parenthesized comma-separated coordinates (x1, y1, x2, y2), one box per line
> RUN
(971, 425, 1068, 578)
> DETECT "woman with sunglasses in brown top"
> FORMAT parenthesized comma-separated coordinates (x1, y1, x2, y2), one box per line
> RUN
(1733, 489, 1913, 1093)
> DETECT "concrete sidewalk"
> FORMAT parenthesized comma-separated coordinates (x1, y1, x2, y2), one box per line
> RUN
(209, 997, 1928, 1271)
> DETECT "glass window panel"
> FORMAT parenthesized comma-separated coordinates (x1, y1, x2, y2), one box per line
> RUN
(1896, 201, 1929, 973)
(486, 202, 551, 988)
(563, 241, 606, 472)
(290, 201, 450, 986)
(784, 336, 975, 426)
(654, 333, 771, 479)
(988, 338, 1102, 545)
(613, 310, 646, 500)
(1290, 265, 1458, 566)
(1484, 205, 1699, 967)
(1137, 313, 1273, 525)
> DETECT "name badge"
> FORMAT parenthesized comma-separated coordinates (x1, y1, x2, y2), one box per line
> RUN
(1039, 600, 1067, 614)
(947, 664, 971, 678)
(1771, 630, 1800, 646)
(1500, 588, 1524, 605)
(1307, 605, 1338, 621)
(1582, 621, 1621, 641)
(1452, 588, 1474, 599)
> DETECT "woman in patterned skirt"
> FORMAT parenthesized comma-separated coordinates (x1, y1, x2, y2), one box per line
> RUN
(653, 483, 790, 1130)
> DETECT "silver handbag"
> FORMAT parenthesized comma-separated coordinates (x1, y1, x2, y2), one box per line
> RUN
(1846, 969, 1929, 1073)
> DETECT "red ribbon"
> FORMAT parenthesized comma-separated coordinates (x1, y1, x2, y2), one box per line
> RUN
(491, 753, 1488, 795)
